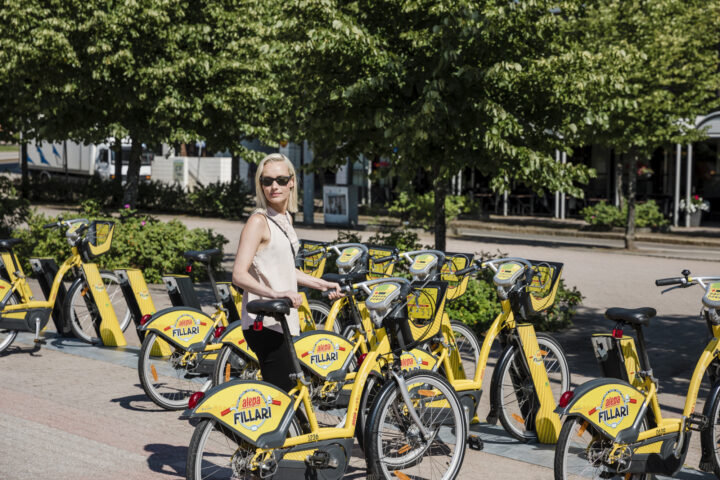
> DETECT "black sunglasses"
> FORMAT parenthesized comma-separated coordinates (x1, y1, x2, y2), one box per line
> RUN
(260, 175, 293, 187)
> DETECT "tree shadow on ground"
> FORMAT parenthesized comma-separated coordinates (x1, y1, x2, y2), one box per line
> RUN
(144, 443, 187, 477)
(111, 388, 180, 413)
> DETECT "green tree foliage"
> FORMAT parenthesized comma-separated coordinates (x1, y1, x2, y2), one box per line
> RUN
(274, 0, 622, 249)
(566, 0, 720, 248)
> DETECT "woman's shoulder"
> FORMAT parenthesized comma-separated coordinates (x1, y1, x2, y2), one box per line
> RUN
(244, 211, 269, 232)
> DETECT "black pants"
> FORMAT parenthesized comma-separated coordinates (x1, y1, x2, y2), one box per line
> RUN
(243, 328, 295, 393)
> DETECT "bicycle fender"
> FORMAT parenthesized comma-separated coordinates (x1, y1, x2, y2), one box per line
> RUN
(192, 379, 296, 448)
(217, 320, 258, 362)
(0, 279, 13, 306)
(141, 306, 215, 349)
(294, 330, 356, 380)
(556, 377, 646, 441)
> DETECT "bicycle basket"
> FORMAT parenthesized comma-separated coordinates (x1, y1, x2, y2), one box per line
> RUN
(367, 245, 398, 280)
(400, 280, 448, 345)
(519, 260, 563, 316)
(298, 240, 327, 278)
(82, 220, 115, 260)
(440, 253, 474, 300)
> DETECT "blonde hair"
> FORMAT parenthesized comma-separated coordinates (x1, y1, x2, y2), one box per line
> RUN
(255, 153, 298, 213)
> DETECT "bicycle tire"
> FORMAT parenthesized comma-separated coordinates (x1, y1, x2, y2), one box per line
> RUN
(65, 270, 131, 344)
(307, 299, 332, 331)
(449, 320, 482, 381)
(138, 332, 207, 410)
(0, 292, 20, 353)
(211, 344, 259, 386)
(494, 332, 570, 442)
(355, 371, 383, 452)
(365, 370, 467, 480)
(187, 417, 302, 480)
(554, 416, 651, 480)
(702, 385, 720, 477)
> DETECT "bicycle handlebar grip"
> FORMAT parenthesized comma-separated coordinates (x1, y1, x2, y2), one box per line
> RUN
(655, 277, 684, 286)
(373, 255, 394, 264)
(453, 266, 476, 276)
(42, 223, 57, 229)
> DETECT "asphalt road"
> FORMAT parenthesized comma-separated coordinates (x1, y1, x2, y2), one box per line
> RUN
(3, 208, 720, 479)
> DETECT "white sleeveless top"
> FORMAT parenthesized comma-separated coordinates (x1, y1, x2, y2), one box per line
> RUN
(241, 207, 301, 335)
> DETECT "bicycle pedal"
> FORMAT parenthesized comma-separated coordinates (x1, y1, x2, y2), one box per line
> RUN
(306, 450, 338, 469)
(33, 338, 47, 345)
(468, 434, 483, 451)
(688, 413, 708, 431)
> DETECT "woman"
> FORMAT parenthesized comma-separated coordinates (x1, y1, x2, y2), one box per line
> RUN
(232, 153, 341, 392)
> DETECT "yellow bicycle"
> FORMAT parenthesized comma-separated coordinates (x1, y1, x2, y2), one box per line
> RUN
(0, 218, 129, 349)
(186, 276, 468, 480)
(554, 270, 720, 479)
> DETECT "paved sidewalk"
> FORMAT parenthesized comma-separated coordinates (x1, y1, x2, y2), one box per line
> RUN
(6, 204, 720, 478)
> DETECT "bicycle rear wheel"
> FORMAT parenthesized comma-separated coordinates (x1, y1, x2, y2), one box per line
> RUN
(365, 370, 467, 480)
(187, 417, 302, 480)
(138, 332, 208, 410)
(211, 344, 259, 386)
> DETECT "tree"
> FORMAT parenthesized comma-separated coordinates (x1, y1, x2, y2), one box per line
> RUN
(567, 0, 720, 249)
(273, 0, 617, 249)
(0, 0, 206, 207)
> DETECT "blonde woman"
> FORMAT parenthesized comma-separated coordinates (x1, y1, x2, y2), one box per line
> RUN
(232, 153, 341, 392)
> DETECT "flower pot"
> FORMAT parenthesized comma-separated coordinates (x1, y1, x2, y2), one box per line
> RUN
(689, 210, 702, 227)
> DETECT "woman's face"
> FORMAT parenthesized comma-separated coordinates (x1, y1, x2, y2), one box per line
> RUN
(260, 161, 294, 208)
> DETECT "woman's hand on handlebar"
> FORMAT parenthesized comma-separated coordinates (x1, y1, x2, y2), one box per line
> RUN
(321, 281, 343, 301)
(275, 290, 303, 308)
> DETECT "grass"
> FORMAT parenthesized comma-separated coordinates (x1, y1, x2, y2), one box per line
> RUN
(0, 145, 19, 152)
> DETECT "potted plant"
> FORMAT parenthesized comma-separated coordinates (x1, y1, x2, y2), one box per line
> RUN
(637, 164, 654, 180)
(679, 195, 710, 227)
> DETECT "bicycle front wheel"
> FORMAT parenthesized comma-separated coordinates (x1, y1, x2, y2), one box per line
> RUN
(66, 270, 131, 343)
(138, 332, 207, 410)
(449, 320, 481, 381)
(0, 292, 20, 353)
(495, 332, 570, 442)
(365, 370, 467, 480)
(307, 299, 332, 331)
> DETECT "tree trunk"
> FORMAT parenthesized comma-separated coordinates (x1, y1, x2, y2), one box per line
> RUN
(624, 152, 638, 250)
(113, 137, 123, 200)
(231, 152, 240, 181)
(20, 142, 28, 199)
(616, 152, 624, 209)
(122, 137, 142, 208)
(433, 167, 448, 251)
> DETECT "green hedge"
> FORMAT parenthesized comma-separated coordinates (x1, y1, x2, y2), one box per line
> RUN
(0, 176, 30, 236)
(12, 204, 228, 283)
(22, 176, 253, 219)
(581, 200, 669, 230)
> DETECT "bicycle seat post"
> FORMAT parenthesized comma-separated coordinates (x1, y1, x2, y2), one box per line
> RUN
(632, 324, 654, 379)
(205, 265, 222, 304)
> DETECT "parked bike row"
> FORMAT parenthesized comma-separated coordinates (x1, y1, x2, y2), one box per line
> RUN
(1, 224, 718, 479)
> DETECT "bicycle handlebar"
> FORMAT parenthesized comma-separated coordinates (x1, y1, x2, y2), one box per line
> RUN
(373, 255, 395, 264)
(655, 277, 685, 287)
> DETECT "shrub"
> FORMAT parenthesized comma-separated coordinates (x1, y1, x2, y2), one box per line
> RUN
(20, 176, 252, 219)
(12, 207, 227, 283)
(581, 200, 668, 230)
(0, 176, 29, 236)
(388, 191, 469, 230)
